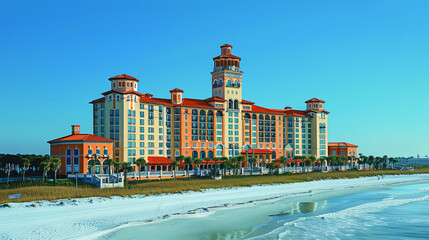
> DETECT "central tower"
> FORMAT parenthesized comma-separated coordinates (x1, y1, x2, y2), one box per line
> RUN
(211, 44, 243, 110)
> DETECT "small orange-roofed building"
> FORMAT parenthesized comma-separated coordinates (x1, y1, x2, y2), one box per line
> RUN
(48, 125, 114, 175)
(328, 142, 359, 167)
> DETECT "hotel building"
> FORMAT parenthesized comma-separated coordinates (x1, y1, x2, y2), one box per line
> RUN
(90, 44, 330, 166)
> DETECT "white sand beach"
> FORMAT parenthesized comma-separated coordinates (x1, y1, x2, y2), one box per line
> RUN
(1, 174, 428, 240)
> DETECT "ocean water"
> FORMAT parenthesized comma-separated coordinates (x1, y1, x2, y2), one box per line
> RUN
(99, 181, 429, 240)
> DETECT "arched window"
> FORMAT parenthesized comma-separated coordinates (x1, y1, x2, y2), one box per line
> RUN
(207, 110, 213, 116)
(213, 80, 218, 87)
(200, 151, 206, 159)
(234, 80, 239, 87)
(218, 79, 223, 86)
(200, 110, 206, 116)
(192, 151, 198, 159)
(234, 100, 238, 109)
(287, 152, 291, 158)
(244, 113, 251, 118)
(208, 150, 213, 159)
(252, 114, 257, 119)
(259, 115, 264, 120)
(228, 99, 233, 109)
(216, 111, 223, 117)
(192, 109, 198, 115)
(175, 150, 179, 156)
(227, 79, 232, 87)
(271, 116, 275, 120)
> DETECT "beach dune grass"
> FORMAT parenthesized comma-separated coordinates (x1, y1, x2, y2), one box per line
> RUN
(1, 169, 428, 204)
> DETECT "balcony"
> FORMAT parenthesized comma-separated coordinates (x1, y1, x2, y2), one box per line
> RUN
(213, 66, 241, 72)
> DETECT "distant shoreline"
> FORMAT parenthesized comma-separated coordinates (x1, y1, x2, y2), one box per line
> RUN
(1, 169, 429, 204)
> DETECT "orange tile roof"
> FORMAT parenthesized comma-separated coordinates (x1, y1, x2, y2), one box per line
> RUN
(305, 98, 325, 103)
(108, 74, 139, 82)
(101, 89, 145, 96)
(48, 134, 114, 144)
(241, 99, 255, 105)
(250, 105, 285, 114)
(286, 109, 313, 117)
(328, 142, 359, 147)
(213, 54, 241, 60)
(220, 44, 232, 48)
(89, 97, 105, 104)
(169, 88, 184, 93)
(205, 96, 226, 102)
(147, 156, 173, 165)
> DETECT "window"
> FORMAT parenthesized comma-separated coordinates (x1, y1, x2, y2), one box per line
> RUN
(66, 148, 71, 156)
(73, 148, 79, 155)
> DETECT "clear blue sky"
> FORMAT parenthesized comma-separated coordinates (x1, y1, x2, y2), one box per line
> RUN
(1, 0, 428, 157)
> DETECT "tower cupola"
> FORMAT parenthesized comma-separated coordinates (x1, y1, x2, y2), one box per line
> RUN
(170, 88, 184, 104)
(211, 44, 243, 105)
(305, 98, 325, 111)
(108, 74, 139, 92)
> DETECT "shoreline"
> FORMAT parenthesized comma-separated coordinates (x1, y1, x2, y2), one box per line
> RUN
(1, 174, 429, 240)
(1, 169, 429, 204)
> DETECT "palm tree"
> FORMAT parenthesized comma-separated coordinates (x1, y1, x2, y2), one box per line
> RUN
(389, 157, 397, 169)
(103, 158, 114, 175)
(360, 155, 368, 170)
(184, 156, 193, 177)
(121, 162, 133, 182)
(40, 157, 52, 184)
(268, 162, 278, 174)
(88, 159, 97, 175)
(193, 158, 202, 171)
(135, 157, 147, 180)
(113, 161, 122, 182)
(51, 158, 61, 186)
(368, 155, 374, 169)
(176, 155, 185, 170)
(339, 157, 347, 170)
(308, 155, 316, 171)
(170, 160, 179, 179)
(382, 155, 388, 170)
(279, 156, 288, 173)
(21, 157, 32, 181)
(248, 156, 257, 175)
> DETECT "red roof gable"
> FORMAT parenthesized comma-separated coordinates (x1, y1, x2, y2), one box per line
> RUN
(328, 142, 359, 148)
(108, 74, 140, 82)
(169, 88, 184, 93)
(48, 134, 114, 144)
(90, 97, 105, 104)
(205, 96, 226, 102)
(241, 99, 255, 105)
(305, 98, 325, 103)
(101, 89, 144, 96)
(285, 109, 313, 118)
(250, 105, 284, 114)
(147, 156, 173, 165)
(220, 44, 232, 48)
(213, 54, 241, 60)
